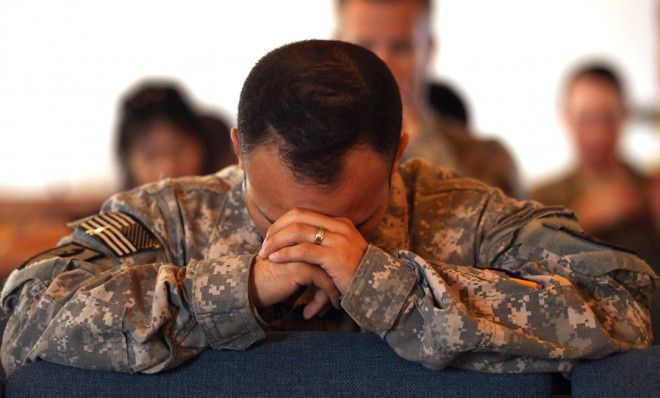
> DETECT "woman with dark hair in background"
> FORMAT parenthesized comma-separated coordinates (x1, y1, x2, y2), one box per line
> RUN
(116, 81, 235, 190)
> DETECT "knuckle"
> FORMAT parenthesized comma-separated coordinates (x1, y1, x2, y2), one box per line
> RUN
(335, 234, 350, 247)
(298, 243, 314, 257)
(338, 217, 354, 228)
(280, 246, 296, 258)
(292, 222, 307, 234)
(337, 222, 354, 235)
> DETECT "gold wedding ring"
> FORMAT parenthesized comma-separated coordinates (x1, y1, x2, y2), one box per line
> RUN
(313, 226, 326, 245)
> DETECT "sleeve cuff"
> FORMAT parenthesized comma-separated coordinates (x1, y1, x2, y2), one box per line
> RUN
(188, 255, 265, 350)
(341, 245, 418, 333)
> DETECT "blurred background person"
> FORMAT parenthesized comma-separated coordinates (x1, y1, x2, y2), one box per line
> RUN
(335, 0, 522, 198)
(531, 62, 659, 340)
(0, 81, 238, 278)
(199, 111, 239, 172)
(532, 62, 659, 267)
(116, 81, 235, 190)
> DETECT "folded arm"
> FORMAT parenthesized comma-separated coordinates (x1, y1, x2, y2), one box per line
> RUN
(0, 228, 264, 375)
(342, 217, 656, 373)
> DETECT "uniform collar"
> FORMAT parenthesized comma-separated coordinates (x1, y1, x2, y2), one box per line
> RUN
(218, 173, 264, 252)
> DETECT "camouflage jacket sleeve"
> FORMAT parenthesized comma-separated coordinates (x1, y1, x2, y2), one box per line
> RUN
(342, 192, 657, 373)
(0, 184, 265, 375)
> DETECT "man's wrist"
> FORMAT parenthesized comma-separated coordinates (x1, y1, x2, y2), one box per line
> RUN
(248, 256, 263, 309)
(341, 245, 417, 333)
(248, 256, 272, 328)
(188, 255, 265, 349)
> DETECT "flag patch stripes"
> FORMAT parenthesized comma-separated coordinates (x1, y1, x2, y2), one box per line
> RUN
(77, 212, 161, 256)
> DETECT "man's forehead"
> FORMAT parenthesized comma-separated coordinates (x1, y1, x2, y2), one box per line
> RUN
(566, 79, 623, 109)
(245, 144, 390, 219)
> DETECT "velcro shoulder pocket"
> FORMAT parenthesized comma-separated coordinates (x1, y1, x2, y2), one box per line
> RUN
(18, 242, 105, 270)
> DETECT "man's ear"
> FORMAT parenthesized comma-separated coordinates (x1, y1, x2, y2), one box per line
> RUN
(230, 128, 243, 169)
(396, 131, 409, 161)
(392, 132, 409, 174)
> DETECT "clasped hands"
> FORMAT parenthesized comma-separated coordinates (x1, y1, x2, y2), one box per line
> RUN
(250, 208, 368, 320)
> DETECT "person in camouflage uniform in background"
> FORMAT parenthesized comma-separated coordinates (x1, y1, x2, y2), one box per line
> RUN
(335, 0, 523, 198)
(532, 62, 660, 343)
(1, 40, 656, 376)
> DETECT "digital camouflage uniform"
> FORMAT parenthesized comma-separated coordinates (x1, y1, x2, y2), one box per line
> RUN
(403, 114, 523, 199)
(1, 159, 656, 376)
(532, 163, 660, 343)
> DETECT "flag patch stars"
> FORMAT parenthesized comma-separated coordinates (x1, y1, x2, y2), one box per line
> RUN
(77, 212, 161, 257)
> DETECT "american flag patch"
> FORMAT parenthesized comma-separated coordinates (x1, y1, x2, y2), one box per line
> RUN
(77, 212, 161, 257)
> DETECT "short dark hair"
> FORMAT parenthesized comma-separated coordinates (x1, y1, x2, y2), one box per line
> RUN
(565, 62, 625, 101)
(237, 40, 402, 185)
